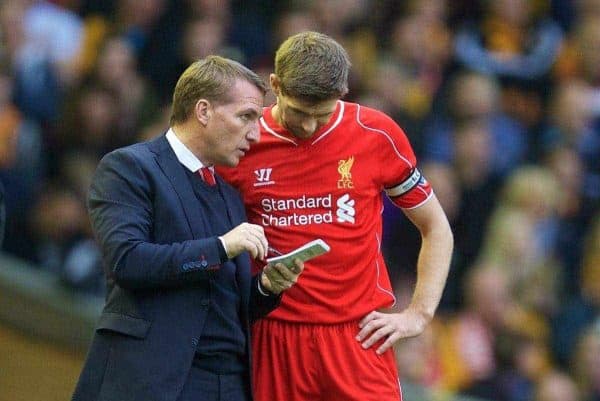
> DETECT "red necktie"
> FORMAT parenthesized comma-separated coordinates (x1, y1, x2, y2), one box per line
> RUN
(199, 167, 216, 186)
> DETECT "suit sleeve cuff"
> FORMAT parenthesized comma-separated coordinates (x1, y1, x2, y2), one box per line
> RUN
(217, 236, 228, 263)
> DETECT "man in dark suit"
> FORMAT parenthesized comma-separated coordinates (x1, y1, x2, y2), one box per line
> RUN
(72, 56, 303, 401)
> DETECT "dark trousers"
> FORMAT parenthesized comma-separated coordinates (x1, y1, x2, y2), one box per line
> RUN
(178, 366, 250, 401)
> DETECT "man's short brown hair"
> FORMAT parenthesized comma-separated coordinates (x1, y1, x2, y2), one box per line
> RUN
(274, 31, 351, 102)
(170, 55, 266, 125)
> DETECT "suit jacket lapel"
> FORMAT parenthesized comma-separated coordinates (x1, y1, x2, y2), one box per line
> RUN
(150, 135, 204, 239)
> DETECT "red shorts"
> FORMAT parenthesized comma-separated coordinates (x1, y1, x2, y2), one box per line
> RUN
(251, 319, 402, 401)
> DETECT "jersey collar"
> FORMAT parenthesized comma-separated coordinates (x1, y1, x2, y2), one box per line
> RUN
(260, 100, 345, 146)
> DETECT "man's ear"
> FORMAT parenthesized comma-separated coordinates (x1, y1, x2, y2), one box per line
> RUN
(270, 74, 280, 96)
(195, 99, 211, 126)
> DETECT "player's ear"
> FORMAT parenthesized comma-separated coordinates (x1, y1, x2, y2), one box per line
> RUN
(195, 99, 211, 126)
(270, 74, 281, 95)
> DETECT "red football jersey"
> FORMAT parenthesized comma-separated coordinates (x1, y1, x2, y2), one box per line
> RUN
(218, 101, 432, 323)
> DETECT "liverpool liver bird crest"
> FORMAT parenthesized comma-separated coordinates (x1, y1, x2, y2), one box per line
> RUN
(337, 156, 354, 188)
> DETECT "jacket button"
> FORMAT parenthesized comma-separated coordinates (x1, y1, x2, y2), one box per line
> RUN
(191, 338, 198, 347)
(200, 299, 210, 307)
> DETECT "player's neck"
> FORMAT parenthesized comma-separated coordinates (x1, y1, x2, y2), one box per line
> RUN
(271, 104, 283, 127)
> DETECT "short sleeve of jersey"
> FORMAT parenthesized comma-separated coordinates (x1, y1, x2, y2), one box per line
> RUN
(358, 105, 432, 209)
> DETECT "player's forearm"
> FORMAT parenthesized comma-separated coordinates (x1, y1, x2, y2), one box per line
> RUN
(408, 217, 453, 322)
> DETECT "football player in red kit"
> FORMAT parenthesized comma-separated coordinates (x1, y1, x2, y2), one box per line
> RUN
(218, 31, 453, 401)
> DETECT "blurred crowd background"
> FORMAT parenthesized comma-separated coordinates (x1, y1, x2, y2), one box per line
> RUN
(0, 0, 599, 400)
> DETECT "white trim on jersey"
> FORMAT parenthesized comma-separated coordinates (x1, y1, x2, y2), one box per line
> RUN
(355, 104, 414, 169)
(260, 118, 298, 146)
(399, 190, 434, 210)
(260, 101, 345, 146)
(396, 378, 403, 401)
(311, 100, 345, 145)
(375, 233, 396, 306)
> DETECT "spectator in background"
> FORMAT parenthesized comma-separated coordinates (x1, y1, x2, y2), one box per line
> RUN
(572, 324, 600, 401)
(0, 70, 19, 250)
(454, 0, 563, 81)
(553, 14, 600, 91)
(136, 103, 173, 142)
(0, 175, 4, 248)
(422, 71, 527, 176)
(115, 0, 167, 55)
(394, 323, 444, 394)
(453, 0, 564, 161)
(543, 146, 590, 295)
(56, 85, 118, 170)
(427, 261, 555, 401)
(492, 317, 555, 401)
(271, 8, 319, 50)
(437, 264, 514, 394)
(165, 16, 244, 97)
(424, 119, 502, 310)
(8, 0, 84, 123)
(378, 2, 453, 144)
(309, 0, 368, 38)
(541, 80, 600, 204)
(547, 59, 598, 216)
(534, 370, 580, 401)
(187, 0, 274, 65)
(92, 36, 160, 141)
(480, 166, 563, 316)
(117, 0, 181, 103)
(451, 120, 498, 267)
(552, 214, 600, 366)
(28, 183, 103, 293)
(0, 67, 45, 259)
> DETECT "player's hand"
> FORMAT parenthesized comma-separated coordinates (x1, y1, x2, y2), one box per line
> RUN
(219, 223, 268, 260)
(355, 308, 430, 354)
(260, 258, 304, 294)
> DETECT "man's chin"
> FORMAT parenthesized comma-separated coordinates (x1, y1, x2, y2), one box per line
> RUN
(290, 129, 314, 139)
(224, 157, 240, 167)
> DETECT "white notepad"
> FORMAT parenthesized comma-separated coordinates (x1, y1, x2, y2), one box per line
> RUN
(266, 239, 330, 268)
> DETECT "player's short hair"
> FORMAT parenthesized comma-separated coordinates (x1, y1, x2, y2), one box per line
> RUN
(274, 31, 351, 102)
(170, 55, 266, 125)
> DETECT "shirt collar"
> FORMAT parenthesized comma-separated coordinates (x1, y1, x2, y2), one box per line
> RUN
(165, 128, 211, 173)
